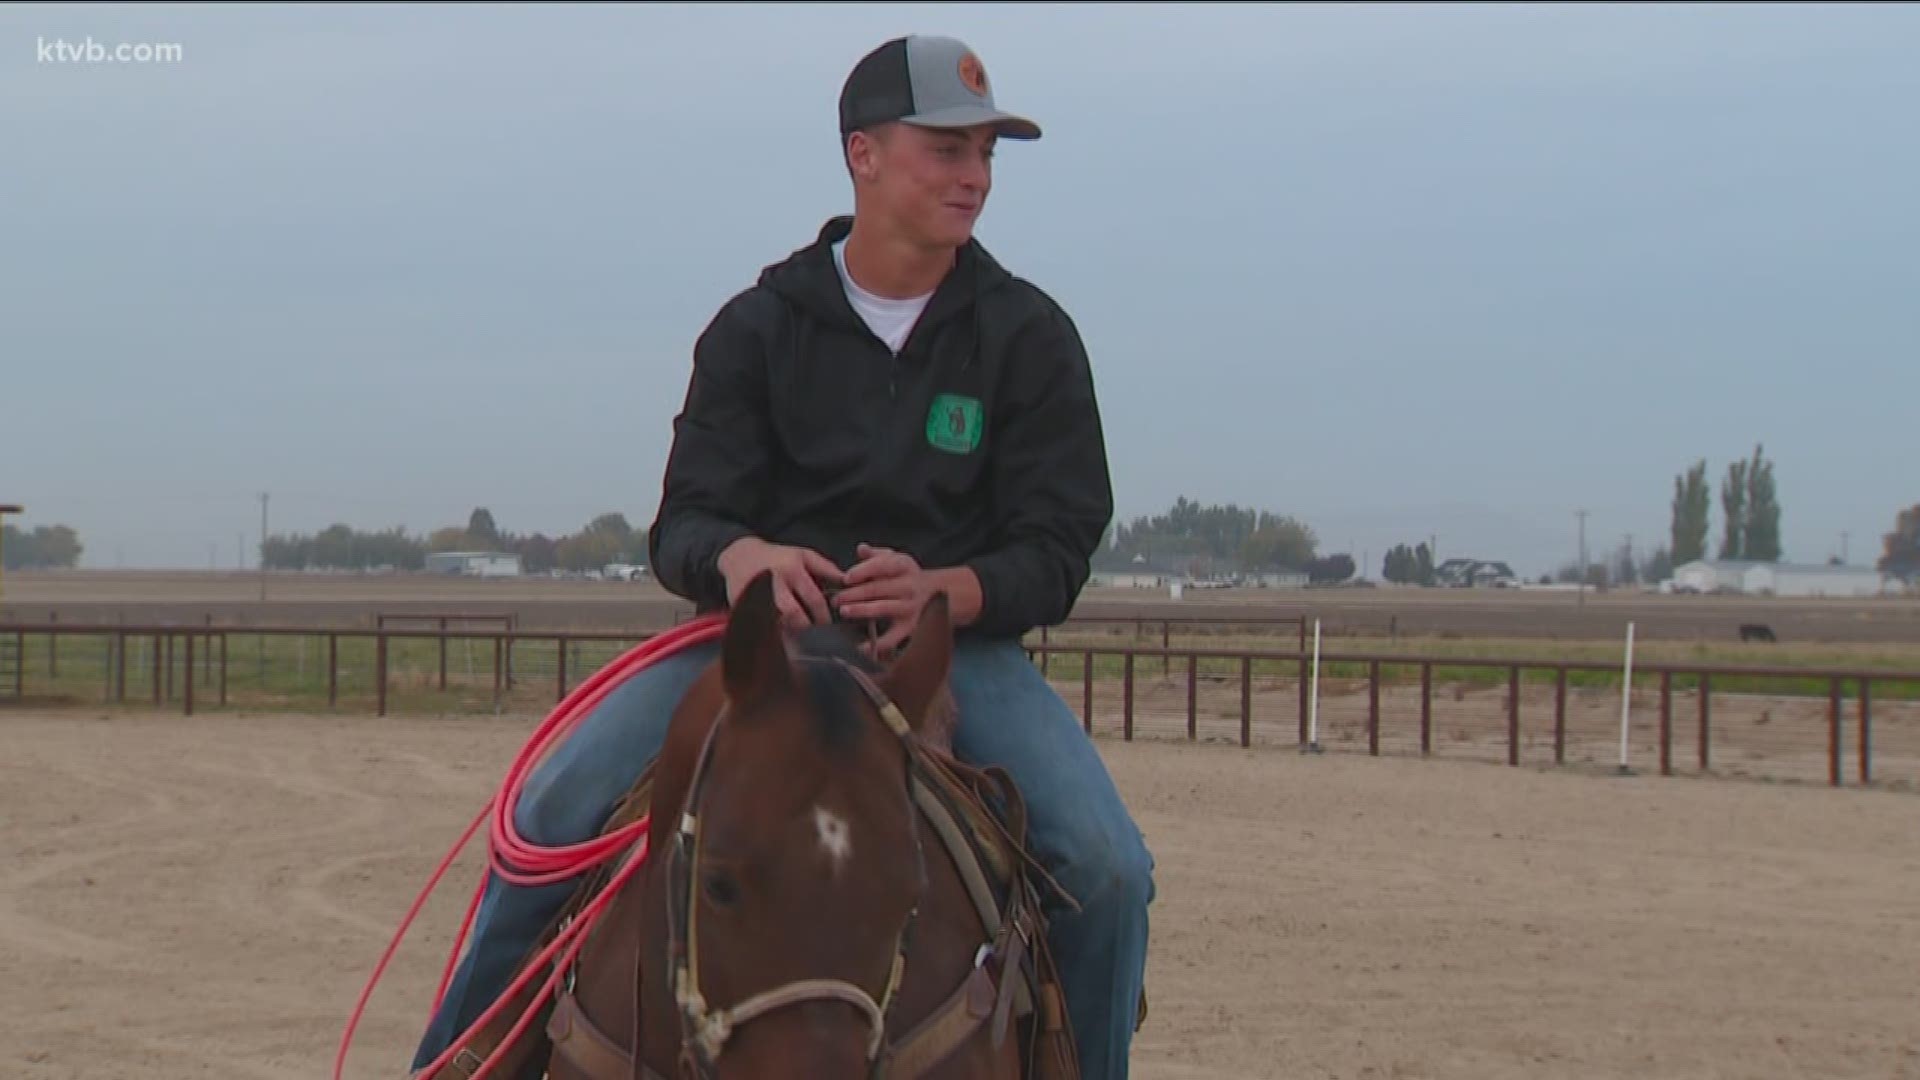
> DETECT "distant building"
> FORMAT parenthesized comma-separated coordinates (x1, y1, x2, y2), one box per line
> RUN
(424, 551, 522, 578)
(1669, 560, 1897, 598)
(1435, 558, 1518, 588)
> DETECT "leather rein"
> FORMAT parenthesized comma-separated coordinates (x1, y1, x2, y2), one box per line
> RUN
(663, 655, 933, 1078)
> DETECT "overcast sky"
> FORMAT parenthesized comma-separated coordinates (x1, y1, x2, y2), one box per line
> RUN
(4, 2, 1915, 577)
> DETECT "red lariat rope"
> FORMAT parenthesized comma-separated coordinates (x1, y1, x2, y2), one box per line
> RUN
(333, 613, 730, 1080)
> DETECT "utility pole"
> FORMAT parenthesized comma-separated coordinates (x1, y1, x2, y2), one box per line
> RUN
(1576, 509, 1589, 606)
(259, 492, 269, 601)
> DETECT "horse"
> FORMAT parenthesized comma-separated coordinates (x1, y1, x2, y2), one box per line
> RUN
(535, 569, 1080, 1079)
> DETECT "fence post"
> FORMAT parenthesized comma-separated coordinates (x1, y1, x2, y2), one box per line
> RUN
(1859, 678, 1872, 786)
(1297, 656, 1309, 749)
(1698, 673, 1711, 772)
(219, 633, 228, 707)
(1186, 655, 1197, 741)
(183, 634, 195, 716)
(328, 633, 338, 709)
(1240, 655, 1252, 749)
(1507, 665, 1520, 767)
(152, 634, 162, 705)
(439, 617, 449, 691)
(1659, 671, 1672, 776)
(376, 633, 389, 717)
(1420, 662, 1432, 756)
(116, 630, 127, 702)
(494, 635, 504, 699)
(1122, 653, 1134, 742)
(1827, 677, 1842, 787)
(1082, 651, 1093, 735)
(1554, 667, 1567, 765)
(1367, 660, 1380, 757)
(48, 613, 57, 677)
(1162, 622, 1170, 678)
(557, 636, 569, 703)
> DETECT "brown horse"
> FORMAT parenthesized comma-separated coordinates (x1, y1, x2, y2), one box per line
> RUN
(539, 569, 1079, 1079)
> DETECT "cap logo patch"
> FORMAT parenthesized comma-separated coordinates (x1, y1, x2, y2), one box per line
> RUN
(957, 52, 988, 97)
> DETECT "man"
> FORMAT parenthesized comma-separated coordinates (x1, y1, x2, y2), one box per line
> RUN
(412, 33, 1153, 1079)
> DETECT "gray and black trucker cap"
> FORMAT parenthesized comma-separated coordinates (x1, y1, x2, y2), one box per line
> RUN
(839, 35, 1042, 141)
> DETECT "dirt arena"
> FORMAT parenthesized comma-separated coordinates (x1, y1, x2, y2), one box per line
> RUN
(4, 707, 1917, 1079)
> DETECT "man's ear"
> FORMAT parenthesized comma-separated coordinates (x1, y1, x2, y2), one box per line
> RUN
(881, 591, 954, 738)
(722, 570, 793, 708)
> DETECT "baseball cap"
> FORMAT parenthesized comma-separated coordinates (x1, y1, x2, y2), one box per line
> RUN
(839, 35, 1042, 141)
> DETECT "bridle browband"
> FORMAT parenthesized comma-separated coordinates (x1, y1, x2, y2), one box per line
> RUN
(664, 653, 933, 1079)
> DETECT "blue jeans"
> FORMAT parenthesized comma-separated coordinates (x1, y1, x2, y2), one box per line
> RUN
(413, 636, 1154, 1079)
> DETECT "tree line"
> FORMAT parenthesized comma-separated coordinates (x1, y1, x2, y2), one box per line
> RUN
(264, 508, 648, 574)
(2, 523, 83, 570)
(1097, 497, 1355, 582)
(1669, 443, 1783, 565)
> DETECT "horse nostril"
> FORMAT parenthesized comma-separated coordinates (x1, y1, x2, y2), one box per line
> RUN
(703, 871, 740, 908)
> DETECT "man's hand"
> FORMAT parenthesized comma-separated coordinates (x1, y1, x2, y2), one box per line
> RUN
(717, 537, 844, 631)
(835, 543, 982, 657)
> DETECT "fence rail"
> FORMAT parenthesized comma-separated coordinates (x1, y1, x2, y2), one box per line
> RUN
(2, 622, 1913, 792)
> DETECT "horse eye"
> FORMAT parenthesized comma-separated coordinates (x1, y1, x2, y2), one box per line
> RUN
(703, 871, 740, 908)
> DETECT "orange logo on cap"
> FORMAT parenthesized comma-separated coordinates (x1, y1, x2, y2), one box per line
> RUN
(957, 53, 988, 96)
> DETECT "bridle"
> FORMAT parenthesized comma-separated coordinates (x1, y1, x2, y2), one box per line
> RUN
(663, 654, 932, 1079)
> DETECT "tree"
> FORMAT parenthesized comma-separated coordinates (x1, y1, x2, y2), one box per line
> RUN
(1105, 497, 1319, 574)
(1382, 542, 1435, 585)
(1640, 544, 1674, 584)
(1239, 518, 1317, 570)
(1743, 444, 1782, 561)
(1670, 460, 1710, 565)
(2, 524, 84, 569)
(1880, 504, 1920, 582)
(1306, 553, 1355, 584)
(1720, 457, 1749, 560)
(428, 526, 472, 553)
(518, 533, 559, 574)
(467, 508, 501, 548)
(1612, 542, 1639, 587)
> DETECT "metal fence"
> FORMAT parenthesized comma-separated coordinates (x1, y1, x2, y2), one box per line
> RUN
(2, 621, 1913, 792)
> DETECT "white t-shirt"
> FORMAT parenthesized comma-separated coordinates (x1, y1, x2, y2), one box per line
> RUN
(832, 239, 933, 355)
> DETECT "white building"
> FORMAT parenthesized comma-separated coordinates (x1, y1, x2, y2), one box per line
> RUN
(424, 551, 522, 578)
(1670, 560, 1896, 598)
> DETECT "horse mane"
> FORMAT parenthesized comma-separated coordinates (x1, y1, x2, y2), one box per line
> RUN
(787, 623, 957, 756)
(790, 624, 879, 755)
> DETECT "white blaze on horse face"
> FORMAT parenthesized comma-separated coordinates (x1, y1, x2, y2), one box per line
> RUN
(813, 805, 853, 874)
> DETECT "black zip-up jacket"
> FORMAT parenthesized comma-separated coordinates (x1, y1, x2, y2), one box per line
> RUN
(647, 216, 1114, 640)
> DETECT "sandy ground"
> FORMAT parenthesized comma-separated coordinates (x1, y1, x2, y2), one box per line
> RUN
(3, 709, 1918, 1080)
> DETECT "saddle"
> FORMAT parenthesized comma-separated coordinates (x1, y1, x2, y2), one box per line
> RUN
(425, 737, 1114, 1079)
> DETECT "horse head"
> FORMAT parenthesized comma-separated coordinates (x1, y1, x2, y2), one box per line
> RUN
(662, 568, 957, 1078)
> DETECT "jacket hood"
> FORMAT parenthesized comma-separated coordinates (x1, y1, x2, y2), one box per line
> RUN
(755, 215, 1015, 340)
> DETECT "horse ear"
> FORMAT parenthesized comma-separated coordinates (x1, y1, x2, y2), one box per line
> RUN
(722, 569, 793, 707)
(882, 591, 955, 741)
